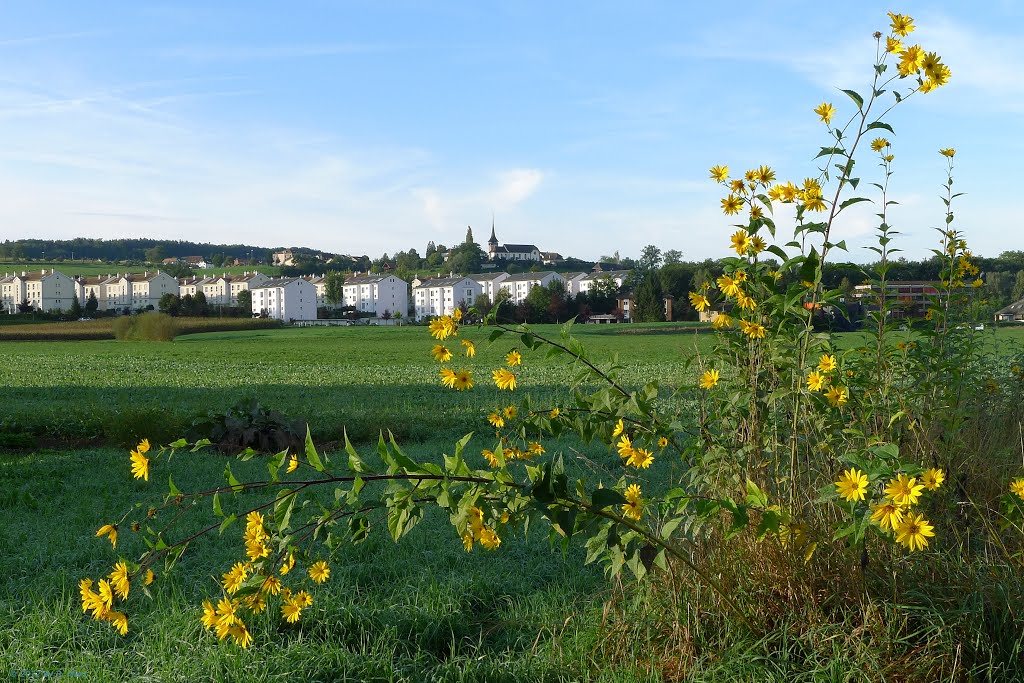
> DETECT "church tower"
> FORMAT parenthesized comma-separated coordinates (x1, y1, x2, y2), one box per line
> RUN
(487, 215, 498, 257)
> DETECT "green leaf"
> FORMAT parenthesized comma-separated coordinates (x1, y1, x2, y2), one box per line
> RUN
(224, 463, 242, 492)
(344, 431, 365, 473)
(816, 146, 846, 159)
(218, 513, 236, 535)
(839, 197, 871, 210)
(591, 487, 626, 510)
(745, 480, 769, 508)
(304, 426, 325, 472)
(213, 492, 223, 518)
(168, 438, 188, 448)
(275, 490, 297, 532)
(168, 474, 181, 497)
(865, 121, 894, 134)
(488, 328, 505, 342)
(841, 88, 864, 109)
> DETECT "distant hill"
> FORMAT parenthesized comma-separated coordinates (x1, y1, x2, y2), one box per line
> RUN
(0, 238, 334, 265)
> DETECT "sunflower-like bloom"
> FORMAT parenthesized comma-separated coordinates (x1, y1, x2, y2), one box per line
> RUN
(105, 611, 129, 636)
(730, 179, 747, 194)
(888, 12, 915, 37)
(440, 367, 458, 389)
(826, 385, 849, 407)
(939, 148, 956, 158)
(813, 102, 835, 124)
(898, 44, 925, 76)
(222, 562, 249, 594)
(487, 412, 505, 429)
(281, 598, 304, 624)
(806, 371, 827, 392)
(549, 408, 560, 419)
(481, 449, 499, 467)
(228, 622, 252, 648)
(755, 165, 775, 184)
(712, 313, 733, 329)
(96, 524, 118, 549)
(479, 527, 501, 550)
(870, 500, 904, 532)
(689, 292, 710, 312)
(80, 578, 107, 619)
(622, 484, 643, 520)
(720, 194, 743, 215)
(612, 418, 624, 438)
(503, 405, 517, 419)
(699, 369, 720, 390)
(616, 435, 633, 460)
(431, 344, 453, 362)
(145, 569, 155, 586)
(200, 599, 218, 630)
(261, 575, 282, 595)
(717, 275, 741, 298)
(627, 448, 654, 469)
(287, 454, 299, 473)
(505, 350, 522, 367)
(871, 137, 890, 152)
(492, 368, 517, 391)
(739, 320, 766, 339)
(731, 229, 751, 256)
(452, 369, 473, 391)
(818, 354, 837, 373)
(429, 316, 456, 340)
(1010, 478, 1024, 501)
(308, 561, 331, 584)
(109, 562, 131, 600)
(528, 442, 545, 456)
(461, 340, 476, 357)
(895, 512, 934, 551)
(835, 468, 868, 502)
(709, 165, 729, 182)
(280, 552, 295, 576)
(749, 235, 766, 255)
(885, 36, 904, 54)
(130, 449, 150, 481)
(885, 473, 924, 507)
(736, 294, 757, 311)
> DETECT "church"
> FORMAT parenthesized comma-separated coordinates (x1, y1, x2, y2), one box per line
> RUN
(486, 224, 541, 262)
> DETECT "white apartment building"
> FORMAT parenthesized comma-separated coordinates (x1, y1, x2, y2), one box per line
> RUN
(343, 273, 408, 317)
(576, 270, 631, 296)
(468, 272, 510, 303)
(304, 275, 327, 308)
(179, 276, 212, 299)
(127, 272, 179, 309)
(251, 278, 317, 322)
(498, 271, 565, 306)
(0, 270, 77, 312)
(412, 276, 481, 320)
(227, 272, 270, 305)
(563, 272, 589, 297)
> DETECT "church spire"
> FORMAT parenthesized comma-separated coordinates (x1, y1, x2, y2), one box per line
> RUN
(488, 214, 498, 246)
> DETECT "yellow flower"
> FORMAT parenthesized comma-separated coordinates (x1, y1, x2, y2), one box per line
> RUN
(971, 278, 983, 289)
(818, 354, 837, 373)
(222, 562, 249, 594)
(245, 511, 264, 530)
(813, 102, 835, 124)
(130, 449, 150, 481)
(720, 194, 743, 215)
(922, 468, 945, 491)
(528, 442, 545, 456)
(429, 316, 456, 340)
(308, 561, 331, 584)
(939, 148, 956, 158)
(452, 308, 463, 322)
(505, 350, 522, 367)
(492, 368, 517, 391)
(739, 320, 766, 339)
(870, 137, 890, 152)
(452, 369, 474, 391)
(229, 623, 252, 648)
(461, 340, 476, 357)
(612, 418, 624, 438)
(260, 575, 281, 595)
(709, 164, 729, 182)
(281, 598, 304, 624)
(616, 434, 634, 460)
(1011, 478, 1024, 501)
(503, 405, 518, 419)
(621, 484, 643, 520)
(888, 11, 915, 37)
(96, 524, 118, 549)
(870, 500, 904, 532)
(440, 367, 458, 389)
(835, 468, 868, 502)
(481, 449, 498, 467)
(885, 473, 924, 507)
(689, 292, 710, 312)
(549, 408, 561, 419)
(80, 578, 107, 619)
(136, 438, 151, 455)
(109, 561, 130, 600)
(280, 552, 295, 576)
(806, 371, 827, 392)
(736, 293, 757, 311)
(804, 195, 827, 212)
(895, 512, 934, 551)
(431, 344, 453, 362)
(96, 579, 114, 612)
(287, 454, 299, 473)
(699, 369, 720, 390)
(201, 599, 218, 630)
(487, 412, 505, 429)
(825, 385, 849, 407)
(627, 448, 654, 469)
(658, 436, 669, 448)
(749, 235, 766, 254)
(145, 569, 155, 586)
(479, 527, 501, 550)
(712, 313, 733, 329)
(898, 44, 925, 76)
(755, 165, 775, 183)
(105, 611, 129, 636)
(717, 274, 741, 298)
(885, 36, 904, 54)
(730, 178, 747, 194)
(731, 229, 751, 256)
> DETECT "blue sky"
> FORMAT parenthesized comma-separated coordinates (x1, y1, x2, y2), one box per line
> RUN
(0, 2, 1021, 263)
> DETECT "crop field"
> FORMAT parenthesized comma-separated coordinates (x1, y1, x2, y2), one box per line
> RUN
(0, 323, 716, 447)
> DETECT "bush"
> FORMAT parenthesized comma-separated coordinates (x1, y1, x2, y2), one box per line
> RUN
(112, 312, 178, 341)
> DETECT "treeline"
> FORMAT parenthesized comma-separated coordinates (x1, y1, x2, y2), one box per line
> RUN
(0, 238, 305, 265)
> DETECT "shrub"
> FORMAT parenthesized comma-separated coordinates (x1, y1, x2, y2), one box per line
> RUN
(112, 312, 178, 341)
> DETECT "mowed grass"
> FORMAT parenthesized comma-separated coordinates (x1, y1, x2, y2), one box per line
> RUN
(0, 441, 668, 682)
(0, 323, 715, 447)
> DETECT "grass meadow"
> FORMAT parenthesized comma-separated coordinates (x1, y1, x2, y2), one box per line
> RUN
(4, 324, 1024, 680)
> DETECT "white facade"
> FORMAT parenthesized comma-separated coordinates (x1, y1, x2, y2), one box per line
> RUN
(343, 273, 408, 317)
(178, 276, 212, 300)
(412, 276, 482, 320)
(1, 270, 77, 312)
(227, 272, 270, 305)
(468, 272, 510, 303)
(577, 270, 631, 296)
(127, 272, 179, 310)
(498, 272, 565, 306)
(563, 272, 589, 297)
(251, 278, 317, 322)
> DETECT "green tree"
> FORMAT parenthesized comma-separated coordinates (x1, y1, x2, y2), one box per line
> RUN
(158, 293, 180, 316)
(144, 246, 166, 264)
(236, 289, 252, 314)
(85, 291, 99, 314)
(324, 272, 345, 307)
(69, 295, 83, 318)
(663, 249, 683, 265)
(633, 272, 665, 322)
(637, 245, 663, 273)
(1012, 271, 1024, 302)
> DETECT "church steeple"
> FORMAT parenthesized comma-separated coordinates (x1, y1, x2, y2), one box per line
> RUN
(488, 215, 498, 247)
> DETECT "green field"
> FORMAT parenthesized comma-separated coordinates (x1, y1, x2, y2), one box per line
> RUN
(0, 323, 715, 447)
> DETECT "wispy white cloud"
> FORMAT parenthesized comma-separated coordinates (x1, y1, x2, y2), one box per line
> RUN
(493, 168, 544, 208)
(156, 42, 405, 63)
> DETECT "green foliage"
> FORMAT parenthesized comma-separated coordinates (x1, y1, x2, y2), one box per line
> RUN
(190, 398, 306, 454)
(112, 312, 178, 341)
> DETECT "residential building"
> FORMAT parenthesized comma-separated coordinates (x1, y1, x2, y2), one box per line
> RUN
(179, 276, 212, 299)
(342, 273, 408, 317)
(412, 276, 482, 319)
(226, 272, 270, 305)
(251, 278, 317, 322)
(126, 271, 179, 310)
(498, 271, 565, 306)
(995, 298, 1024, 323)
(303, 274, 327, 308)
(563, 272, 589, 297)
(468, 272, 510, 303)
(576, 270, 631, 297)
(851, 281, 940, 319)
(272, 250, 296, 266)
(0, 270, 78, 312)
(486, 225, 541, 262)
